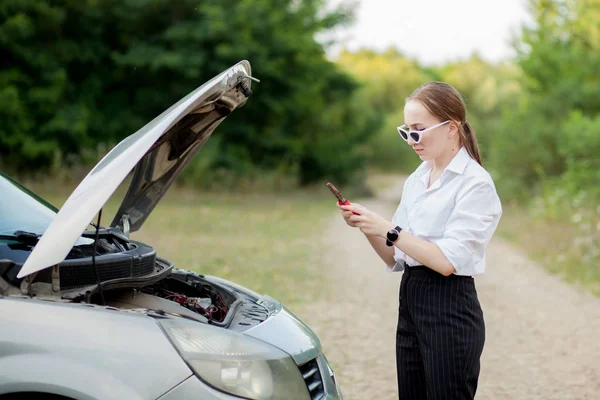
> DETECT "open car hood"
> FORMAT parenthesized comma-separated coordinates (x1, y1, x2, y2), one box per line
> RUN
(17, 61, 254, 279)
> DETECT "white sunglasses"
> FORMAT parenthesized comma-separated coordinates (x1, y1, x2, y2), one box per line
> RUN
(396, 120, 450, 144)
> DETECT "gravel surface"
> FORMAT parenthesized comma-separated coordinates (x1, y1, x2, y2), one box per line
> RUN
(298, 178, 600, 400)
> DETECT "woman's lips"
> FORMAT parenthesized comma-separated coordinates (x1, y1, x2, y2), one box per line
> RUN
(415, 148, 423, 154)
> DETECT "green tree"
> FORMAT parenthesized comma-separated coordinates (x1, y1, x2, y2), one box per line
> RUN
(500, 0, 600, 287)
(491, 0, 600, 197)
(0, 0, 374, 186)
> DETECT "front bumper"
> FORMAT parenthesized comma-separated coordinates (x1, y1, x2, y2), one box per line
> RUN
(202, 277, 343, 399)
(242, 306, 342, 399)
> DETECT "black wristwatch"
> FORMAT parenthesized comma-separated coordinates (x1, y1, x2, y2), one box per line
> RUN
(385, 225, 403, 247)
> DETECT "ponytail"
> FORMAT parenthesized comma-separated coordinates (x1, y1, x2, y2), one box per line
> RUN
(462, 121, 482, 166)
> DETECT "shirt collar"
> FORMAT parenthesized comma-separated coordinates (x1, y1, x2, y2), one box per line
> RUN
(446, 147, 471, 175)
(417, 147, 471, 185)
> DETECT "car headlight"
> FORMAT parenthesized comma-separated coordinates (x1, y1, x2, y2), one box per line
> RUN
(158, 319, 310, 400)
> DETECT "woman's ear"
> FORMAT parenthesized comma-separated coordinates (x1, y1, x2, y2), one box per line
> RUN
(447, 120, 460, 139)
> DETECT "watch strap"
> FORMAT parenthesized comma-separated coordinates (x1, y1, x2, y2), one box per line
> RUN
(385, 225, 403, 247)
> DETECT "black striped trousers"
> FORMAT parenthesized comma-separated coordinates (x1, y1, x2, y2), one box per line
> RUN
(396, 265, 485, 399)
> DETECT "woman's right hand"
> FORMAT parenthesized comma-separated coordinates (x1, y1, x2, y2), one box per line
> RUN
(336, 202, 359, 227)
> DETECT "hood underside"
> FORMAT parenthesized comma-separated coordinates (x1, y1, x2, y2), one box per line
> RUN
(18, 61, 254, 279)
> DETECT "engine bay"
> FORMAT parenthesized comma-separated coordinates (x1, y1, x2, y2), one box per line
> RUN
(0, 242, 271, 332)
(140, 271, 234, 323)
(102, 269, 270, 331)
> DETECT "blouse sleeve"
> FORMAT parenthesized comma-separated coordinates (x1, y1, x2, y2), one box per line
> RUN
(430, 179, 502, 274)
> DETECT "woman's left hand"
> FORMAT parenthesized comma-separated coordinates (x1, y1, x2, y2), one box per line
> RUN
(339, 203, 394, 237)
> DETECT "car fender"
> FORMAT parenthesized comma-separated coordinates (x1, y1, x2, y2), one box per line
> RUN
(0, 353, 145, 400)
(0, 297, 193, 399)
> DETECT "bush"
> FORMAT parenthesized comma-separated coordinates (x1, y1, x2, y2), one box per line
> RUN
(0, 0, 374, 186)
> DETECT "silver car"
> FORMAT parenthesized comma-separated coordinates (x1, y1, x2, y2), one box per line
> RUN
(0, 61, 343, 400)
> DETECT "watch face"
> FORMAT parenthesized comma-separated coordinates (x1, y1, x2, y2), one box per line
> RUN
(387, 229, 399, 242)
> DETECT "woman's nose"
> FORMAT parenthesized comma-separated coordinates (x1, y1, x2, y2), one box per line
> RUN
(407, 136, 416, 146)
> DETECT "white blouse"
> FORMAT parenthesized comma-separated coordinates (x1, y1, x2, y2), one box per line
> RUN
(389, 147, 502, 276)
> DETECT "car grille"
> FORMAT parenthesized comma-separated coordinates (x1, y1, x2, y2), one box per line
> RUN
(299, 358, 325, 400)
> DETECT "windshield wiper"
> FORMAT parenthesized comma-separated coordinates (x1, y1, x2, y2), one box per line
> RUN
(0, 231, 41, 246)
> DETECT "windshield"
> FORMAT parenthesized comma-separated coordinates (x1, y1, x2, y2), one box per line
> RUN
(0, 172, 58, 236)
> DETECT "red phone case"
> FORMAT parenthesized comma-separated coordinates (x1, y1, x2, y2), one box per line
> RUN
(326, 182, 359, 214)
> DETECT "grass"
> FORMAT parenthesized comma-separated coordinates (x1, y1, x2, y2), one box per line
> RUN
(31, 180, 347, 311)
(496, 202, 600, 296)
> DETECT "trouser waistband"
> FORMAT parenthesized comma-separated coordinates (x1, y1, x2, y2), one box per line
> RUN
(404, 263, 472, 279)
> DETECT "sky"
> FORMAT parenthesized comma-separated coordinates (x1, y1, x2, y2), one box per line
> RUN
(325, 0, 534, 65)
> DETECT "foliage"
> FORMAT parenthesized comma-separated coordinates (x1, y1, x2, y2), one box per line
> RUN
(337, 48, 432, 114)
(491, 0, 600, 198)
(496, 0, 600, 281)
(558, 111, 600, 200)
(0, 0, 375, 186)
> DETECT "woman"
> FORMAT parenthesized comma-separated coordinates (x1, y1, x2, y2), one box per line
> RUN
(339, 82, 502, 399)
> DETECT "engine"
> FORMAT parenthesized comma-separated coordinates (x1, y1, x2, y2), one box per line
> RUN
(143, 286, 229, 323)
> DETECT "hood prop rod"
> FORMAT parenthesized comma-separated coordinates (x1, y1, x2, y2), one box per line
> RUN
(92, 208, 106, 306)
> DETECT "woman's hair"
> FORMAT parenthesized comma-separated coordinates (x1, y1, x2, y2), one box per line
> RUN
(407, 82, 482, 166)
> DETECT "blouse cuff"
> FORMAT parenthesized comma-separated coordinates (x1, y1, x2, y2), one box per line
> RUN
(386, 254, 406, 272)
(432, 237, 471, 275)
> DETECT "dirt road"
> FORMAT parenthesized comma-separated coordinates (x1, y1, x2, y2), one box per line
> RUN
(299, 177, 600, 400)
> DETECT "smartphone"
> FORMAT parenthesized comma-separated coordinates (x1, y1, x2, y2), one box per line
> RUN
(326, 182, 349, 205)
(327, 182, 360, 214)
